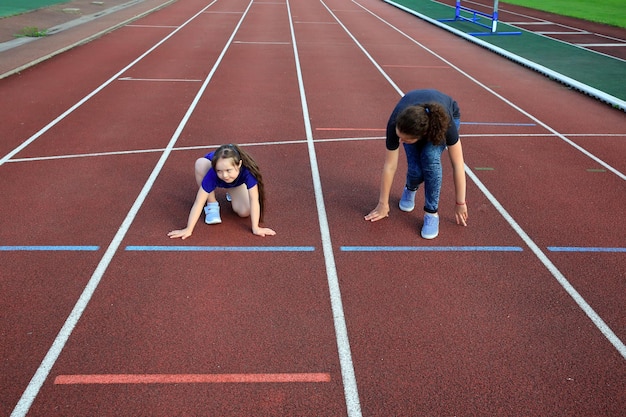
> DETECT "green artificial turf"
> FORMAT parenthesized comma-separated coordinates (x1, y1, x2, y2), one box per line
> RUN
(504, 0, 626, 28)
(0, 0, 71, 18)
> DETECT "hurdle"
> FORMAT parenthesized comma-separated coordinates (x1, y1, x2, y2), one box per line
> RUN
(439, 0, 521, 36)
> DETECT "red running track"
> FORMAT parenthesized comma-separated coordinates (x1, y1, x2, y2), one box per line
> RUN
(1, 0, 625, 416)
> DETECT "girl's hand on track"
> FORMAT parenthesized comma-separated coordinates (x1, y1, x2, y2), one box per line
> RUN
(168, 228, 192, 239)
(253, 227, 276, 237)
(365, 203, 389, 222)
(455, 204, 468, 226)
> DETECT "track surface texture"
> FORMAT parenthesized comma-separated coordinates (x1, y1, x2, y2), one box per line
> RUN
(1, 0, 625, 416)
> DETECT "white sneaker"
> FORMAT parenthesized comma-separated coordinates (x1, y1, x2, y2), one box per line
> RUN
(204, 202, 221, 224)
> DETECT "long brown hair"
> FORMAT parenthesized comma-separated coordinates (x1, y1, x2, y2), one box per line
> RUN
(396, 103, 450, 146)
(211, 144, 266, 222)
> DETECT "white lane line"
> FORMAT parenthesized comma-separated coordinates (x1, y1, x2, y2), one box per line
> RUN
(9, 1, 255, 416)
(6, 132, 624, 163)
(322, 0, 403, 98)
(349, 0, 626, 359)
(233, 40, 291, 44)
(294, 21, 338, 24)
(0, 2, 215, 167)
(118, 77, 203, 82)
(287, 1, 363, 416)
(507, 21, 555, 25)
(577, 43, 626, 47)
(357, 1, 625, 180)
(474, 0, 626, 42)
(126, 24, 179, 28)
(536, 31, 590, 35)
(465, 167, 626, 361)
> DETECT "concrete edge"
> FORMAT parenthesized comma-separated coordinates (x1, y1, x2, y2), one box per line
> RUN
(0, 0, 176, 80)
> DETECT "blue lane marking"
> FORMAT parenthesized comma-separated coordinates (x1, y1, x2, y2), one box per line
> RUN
(125, 246, 315, 252)
(0, 246, 100, 251)
(548, 247, 626, 253)
(340, 246, 523, 252)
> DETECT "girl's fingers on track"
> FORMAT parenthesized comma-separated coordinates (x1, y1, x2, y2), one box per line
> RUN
(254, 228, 276, 237)
(365, 210, 388, 222)
(168, 230, 190, 239)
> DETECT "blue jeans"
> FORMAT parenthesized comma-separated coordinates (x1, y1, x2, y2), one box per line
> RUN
(403, 118, 460, 213)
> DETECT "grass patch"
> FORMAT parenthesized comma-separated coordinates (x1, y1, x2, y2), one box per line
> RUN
(504, 0, 626, 28)
(14, 26, 48, 38)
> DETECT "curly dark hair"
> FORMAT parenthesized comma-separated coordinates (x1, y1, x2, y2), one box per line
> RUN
(395, 103, 450, 146)
(211, 144, 266, 222)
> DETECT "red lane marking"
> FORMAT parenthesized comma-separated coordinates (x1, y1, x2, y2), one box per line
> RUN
(54, 373, 331, 385)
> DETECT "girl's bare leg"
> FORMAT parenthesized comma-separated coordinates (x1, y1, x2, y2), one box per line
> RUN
(195, 158, 217, 203)
(195, 157, 211, 186)
(228, 184, 250, 217)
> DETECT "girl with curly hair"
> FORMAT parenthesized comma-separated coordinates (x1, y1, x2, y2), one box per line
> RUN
(365, 89, 468, 239)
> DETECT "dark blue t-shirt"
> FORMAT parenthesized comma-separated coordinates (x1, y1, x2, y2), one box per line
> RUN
(386, 89, 461, 150)
(200, 152, 258, 193)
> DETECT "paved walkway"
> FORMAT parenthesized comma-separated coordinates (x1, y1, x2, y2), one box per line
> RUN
(0, 0, 175, 78)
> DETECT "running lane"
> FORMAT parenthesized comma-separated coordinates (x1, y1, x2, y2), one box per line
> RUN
(5, 0, 350, 416)
(2, 1, 241, 414)
(1, 0, 625, 416)
(292, 0, 625, 415)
